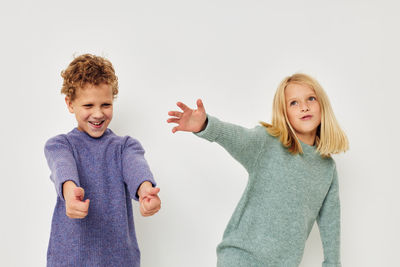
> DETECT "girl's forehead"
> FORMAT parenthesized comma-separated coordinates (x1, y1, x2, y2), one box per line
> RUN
(285, 83, 315, 97)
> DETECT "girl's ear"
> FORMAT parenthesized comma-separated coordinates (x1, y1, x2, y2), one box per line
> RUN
(65, 96, 74, 113)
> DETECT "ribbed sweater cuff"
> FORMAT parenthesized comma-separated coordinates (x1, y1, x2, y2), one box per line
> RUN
(133, 178, 157, 201)
(194, 115, 221, 142)
(57, 178, 80, 201)
(322, 261, 341, 267)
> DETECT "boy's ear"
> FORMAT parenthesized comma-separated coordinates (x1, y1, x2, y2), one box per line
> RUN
(65, 96, 74, 113)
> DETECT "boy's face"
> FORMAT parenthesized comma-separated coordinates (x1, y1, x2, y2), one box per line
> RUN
(66, 83, 114, 138)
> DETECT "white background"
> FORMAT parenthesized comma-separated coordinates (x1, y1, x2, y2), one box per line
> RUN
(0, 0, 399, 266)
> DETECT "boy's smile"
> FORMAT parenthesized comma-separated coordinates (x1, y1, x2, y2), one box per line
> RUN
(66, 83, 114, 138)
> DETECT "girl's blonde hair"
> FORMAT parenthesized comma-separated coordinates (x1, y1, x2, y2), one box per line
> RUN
(261, 73, 348, 157)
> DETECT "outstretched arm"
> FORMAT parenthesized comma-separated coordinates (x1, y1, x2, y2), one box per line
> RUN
(122, 137, 158, 203)
(316, 167, 342, 267)
(167, 99, 267, 172)
(45, 135, 89, 219)
(167, 99, 207, 133)
(44, 135, 81, 200)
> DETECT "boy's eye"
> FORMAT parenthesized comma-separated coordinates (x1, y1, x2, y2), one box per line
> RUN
(83, 104, 93, 108)
(102, 103, 112, 107)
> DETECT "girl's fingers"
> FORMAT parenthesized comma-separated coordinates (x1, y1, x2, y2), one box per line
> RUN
(177, 102, 190, 112)
(168, 111, 182, 118)
(167, 118, 180, 124)
(196, 99, 205, 113)
(172, 126, 179, 133)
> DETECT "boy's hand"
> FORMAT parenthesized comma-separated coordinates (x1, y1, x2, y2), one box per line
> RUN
(138, 181, 161, 217)
(63, 181, 90, 219)
(167, 99, 207, 133)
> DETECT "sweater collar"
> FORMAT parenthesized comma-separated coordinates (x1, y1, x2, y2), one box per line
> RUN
(298, 139, 318, 154)
(71, 127, 112, 140)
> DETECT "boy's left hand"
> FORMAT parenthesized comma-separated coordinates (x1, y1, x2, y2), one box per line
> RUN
(138, 181, 161, 217)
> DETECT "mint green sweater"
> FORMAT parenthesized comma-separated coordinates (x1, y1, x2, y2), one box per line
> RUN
(195, 116, 341, 267)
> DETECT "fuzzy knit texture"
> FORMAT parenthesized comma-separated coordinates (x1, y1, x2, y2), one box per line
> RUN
(44, 128, 156, 267)
(195, 115, 341, 267)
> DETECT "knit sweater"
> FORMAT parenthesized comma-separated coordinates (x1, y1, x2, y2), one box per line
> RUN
(44, 128, 155, 267)
(195, 116, 341, 267)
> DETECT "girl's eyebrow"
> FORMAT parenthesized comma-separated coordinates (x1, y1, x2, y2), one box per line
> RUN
(287, 93, 316, 102)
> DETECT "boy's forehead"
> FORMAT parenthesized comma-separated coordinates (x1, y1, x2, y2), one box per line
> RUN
(79, 82, 111, 90)
(75, 83, 113, 99)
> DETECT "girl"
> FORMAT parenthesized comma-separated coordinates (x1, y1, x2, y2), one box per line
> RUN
(167, 73, 348, 267)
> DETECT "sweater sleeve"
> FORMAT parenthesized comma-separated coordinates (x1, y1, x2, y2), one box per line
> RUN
(194, 115, 266, 172)
(44, 135, 80, 201)
(316, 166, 342, 267)
(122, 137, 156, 201)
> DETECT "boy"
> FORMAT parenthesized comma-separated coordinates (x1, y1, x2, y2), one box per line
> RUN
(44, 54, 161, 267)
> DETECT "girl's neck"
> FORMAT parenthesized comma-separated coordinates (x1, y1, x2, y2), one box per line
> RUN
(297, 132, 316, 146)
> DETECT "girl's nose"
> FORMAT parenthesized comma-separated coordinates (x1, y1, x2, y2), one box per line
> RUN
(300, 102, 310, 112)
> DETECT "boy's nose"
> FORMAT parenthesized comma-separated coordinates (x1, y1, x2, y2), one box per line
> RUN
(92, 108, 104, 118)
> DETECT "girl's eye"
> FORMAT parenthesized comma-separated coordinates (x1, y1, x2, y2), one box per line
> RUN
(290, 101, 298, 106)
(309, 96, 316, 101)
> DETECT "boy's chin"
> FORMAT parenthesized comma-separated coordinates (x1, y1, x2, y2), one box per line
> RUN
(77, 125, 108, 138)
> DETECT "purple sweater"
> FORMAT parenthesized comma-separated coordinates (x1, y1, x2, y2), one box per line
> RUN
(44, 128, 155, 267)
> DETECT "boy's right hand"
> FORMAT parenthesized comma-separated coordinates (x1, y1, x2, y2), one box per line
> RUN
(62, 181, 90, 219)
(167, 99, 207, 133)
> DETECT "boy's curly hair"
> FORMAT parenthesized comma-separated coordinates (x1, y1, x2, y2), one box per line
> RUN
(61, 54, 119, 100)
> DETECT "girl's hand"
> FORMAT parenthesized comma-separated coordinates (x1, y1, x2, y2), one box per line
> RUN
(167, 99, 207, 133)
(138, 182, 161, 217)
(63, 181, 90, 219)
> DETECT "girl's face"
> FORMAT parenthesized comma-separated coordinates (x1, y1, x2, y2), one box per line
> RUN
(66, 83, 114, 138)
(285, 83, 321, 145)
